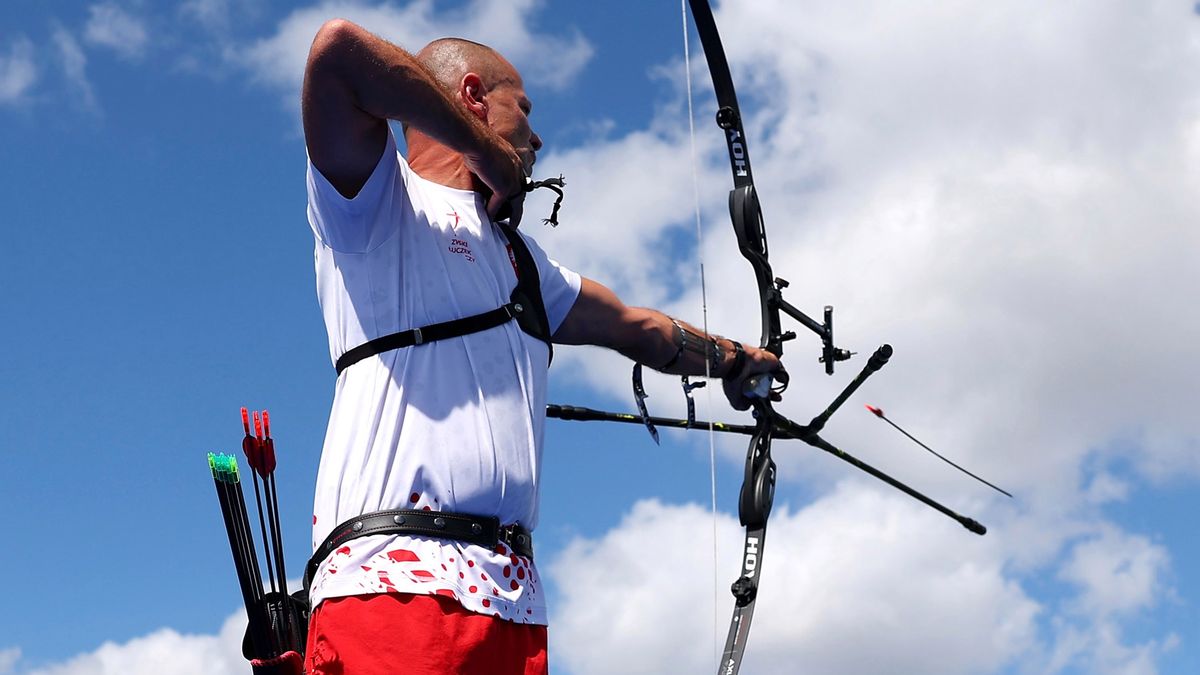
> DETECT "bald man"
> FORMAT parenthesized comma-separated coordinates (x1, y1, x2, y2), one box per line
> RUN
(300, 18, 781, 674)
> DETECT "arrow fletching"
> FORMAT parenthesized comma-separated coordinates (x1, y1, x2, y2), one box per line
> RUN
(208, 452, 241, 483)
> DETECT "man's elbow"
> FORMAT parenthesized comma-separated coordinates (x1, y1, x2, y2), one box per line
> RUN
(308, 18, 362, 70)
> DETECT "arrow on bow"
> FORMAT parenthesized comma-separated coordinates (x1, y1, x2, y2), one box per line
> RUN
(545, 2, 1000, 674)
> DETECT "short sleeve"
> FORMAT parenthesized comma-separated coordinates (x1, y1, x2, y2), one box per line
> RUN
(306, 128, 406, 254)
(517, 231, 581, 333)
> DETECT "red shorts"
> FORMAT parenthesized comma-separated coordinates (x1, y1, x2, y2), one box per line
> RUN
(305, 593, 548, 675)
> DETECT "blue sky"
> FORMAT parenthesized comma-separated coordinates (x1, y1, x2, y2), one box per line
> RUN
(2, 1, 1199, 674)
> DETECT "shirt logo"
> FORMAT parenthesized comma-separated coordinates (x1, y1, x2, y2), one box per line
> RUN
(449, 237, 476, 263)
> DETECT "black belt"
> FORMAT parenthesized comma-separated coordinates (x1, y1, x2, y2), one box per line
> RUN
(303, 509, 534, 595)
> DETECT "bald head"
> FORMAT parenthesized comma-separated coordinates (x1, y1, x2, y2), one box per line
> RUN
(416, 37, 518, 94)
(405, 36, 539, 188)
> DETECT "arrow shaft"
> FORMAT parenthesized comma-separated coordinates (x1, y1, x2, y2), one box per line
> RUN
(879, 414, 1013, 499)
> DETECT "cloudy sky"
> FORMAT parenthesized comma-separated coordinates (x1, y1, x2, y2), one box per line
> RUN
(2, 1, 1198, 673)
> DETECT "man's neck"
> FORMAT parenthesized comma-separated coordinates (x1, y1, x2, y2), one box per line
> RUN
(406, 132, 481, 192)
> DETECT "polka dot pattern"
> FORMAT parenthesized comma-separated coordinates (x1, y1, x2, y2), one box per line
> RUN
(309, 495, 545, 624)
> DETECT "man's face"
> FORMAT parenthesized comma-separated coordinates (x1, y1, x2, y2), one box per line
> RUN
(486, 69, 542, 176)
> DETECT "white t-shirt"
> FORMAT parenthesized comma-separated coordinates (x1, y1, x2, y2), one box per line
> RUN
(306, 128, 581, 625)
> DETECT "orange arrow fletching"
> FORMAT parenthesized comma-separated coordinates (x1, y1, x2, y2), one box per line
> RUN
(865, 404, 884, 418)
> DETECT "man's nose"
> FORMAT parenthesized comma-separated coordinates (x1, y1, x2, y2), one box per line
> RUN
(530, 131, 543, 152)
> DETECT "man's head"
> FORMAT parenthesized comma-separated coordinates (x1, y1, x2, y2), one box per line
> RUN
(416, 38, 541, 175)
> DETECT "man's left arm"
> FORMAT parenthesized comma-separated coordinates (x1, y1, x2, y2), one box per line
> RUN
(552, 278, 784, 410)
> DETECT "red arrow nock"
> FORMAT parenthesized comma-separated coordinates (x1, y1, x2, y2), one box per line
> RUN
(241, 408, 265, 477)
(865, 404, 885, 418)
(261, 410, 277, 475)
(253, 411, 264, 442)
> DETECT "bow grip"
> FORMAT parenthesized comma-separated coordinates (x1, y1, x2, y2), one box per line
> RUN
(743, 374, 773, 399)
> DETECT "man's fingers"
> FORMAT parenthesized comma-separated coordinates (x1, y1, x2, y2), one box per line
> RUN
(466, 136, 526, 219)
(487, 191, 508, 219)
(723, 378, 751, 411)
(507, 197, 524, 228)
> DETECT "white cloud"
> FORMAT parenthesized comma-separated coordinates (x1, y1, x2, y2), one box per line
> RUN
(548, 493, 1040, 675)
(0, 38, 38, 104)
(181, 0, 234, 32)
(50, 26, 97, 112)
(532, 7, 1199, 669)
(84, 3, 149, 60)
(234, 0, 592, 110)
(8, 611, 247, 675)
(531, 0, 1200, 515)
(547, 495, 1182, 675)
(0, 648, 21, 674)
(180, 0, 265, 37)
(1058, 526, 1171, 618)
(1046, 620, 1179, 675)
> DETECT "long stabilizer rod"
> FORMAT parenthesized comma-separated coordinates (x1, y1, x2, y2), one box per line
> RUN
(547, 401, 985, 535)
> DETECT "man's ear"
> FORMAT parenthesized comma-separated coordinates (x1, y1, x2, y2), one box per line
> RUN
(461, 72, 487, 120)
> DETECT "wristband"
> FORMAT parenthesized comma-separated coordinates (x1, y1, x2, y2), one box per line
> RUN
(659, 320, 686, 370)
(727, 340, 746, 379)
(708, 337, 726, 376)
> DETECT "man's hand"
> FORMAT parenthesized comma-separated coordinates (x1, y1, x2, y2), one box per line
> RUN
(723, 345, 785, 411)
(464, 135, 527, 222)
(552, 280, 789, 409)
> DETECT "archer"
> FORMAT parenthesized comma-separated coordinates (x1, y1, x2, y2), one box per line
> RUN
(300, 18, 783, 674)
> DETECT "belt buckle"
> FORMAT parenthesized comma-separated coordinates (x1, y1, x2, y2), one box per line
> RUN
(499, 524, 516, 547)
(500, 524, 529, 551)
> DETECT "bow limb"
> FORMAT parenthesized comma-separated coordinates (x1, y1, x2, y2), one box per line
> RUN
(719, 398, 777, 674)
(685, 0, 783, 361)
(685, 3, 783, 672)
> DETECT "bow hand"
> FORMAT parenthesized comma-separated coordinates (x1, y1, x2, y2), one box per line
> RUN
(722, 344, 785, 410)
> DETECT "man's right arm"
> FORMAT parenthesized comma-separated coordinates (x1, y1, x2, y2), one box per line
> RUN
(301, 19, 523, 203)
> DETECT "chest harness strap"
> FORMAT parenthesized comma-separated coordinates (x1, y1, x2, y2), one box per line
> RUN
(334, 221, 553, 376)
